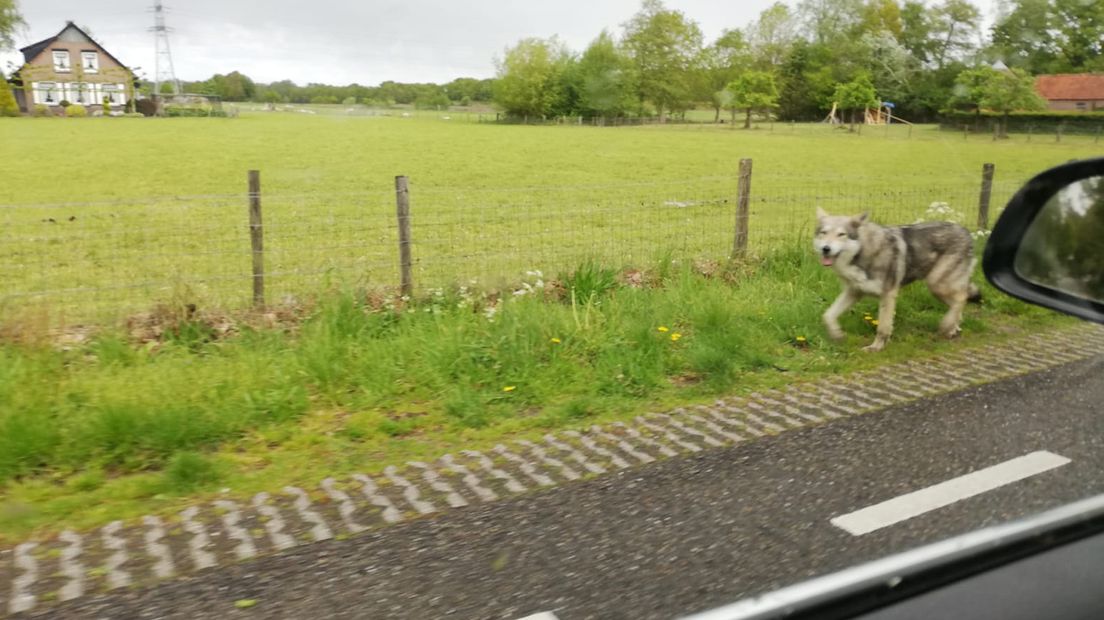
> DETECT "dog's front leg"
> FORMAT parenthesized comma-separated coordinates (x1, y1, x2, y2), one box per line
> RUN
(863, 289, 899, 352)
(824, 287, 861, 341)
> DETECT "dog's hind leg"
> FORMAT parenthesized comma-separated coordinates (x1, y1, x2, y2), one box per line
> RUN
(824, 287, 862, 341)
(928, 259, 972, 339)
(934, 289, 968, 339)
(863, 289, 898, 353)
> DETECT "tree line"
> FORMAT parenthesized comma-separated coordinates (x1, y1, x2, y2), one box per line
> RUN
(492, 0, 1104, 123)
(173, 74, 494, 108)
(3, 0, 1101, 123)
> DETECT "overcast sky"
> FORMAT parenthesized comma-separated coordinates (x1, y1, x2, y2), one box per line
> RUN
(3, 0, 999, 86)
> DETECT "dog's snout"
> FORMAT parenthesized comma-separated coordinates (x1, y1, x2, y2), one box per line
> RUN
(820, 245, 831, 256)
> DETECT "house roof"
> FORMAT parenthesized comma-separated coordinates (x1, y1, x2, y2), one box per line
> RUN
(1035, 74, 1104, 101)
(19, 21, 131, 72)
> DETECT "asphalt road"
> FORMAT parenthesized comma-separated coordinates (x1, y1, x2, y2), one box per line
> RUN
(28, 354, 1104, 620)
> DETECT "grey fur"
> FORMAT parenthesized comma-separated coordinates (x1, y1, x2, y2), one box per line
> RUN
(814, 208, 981, 352)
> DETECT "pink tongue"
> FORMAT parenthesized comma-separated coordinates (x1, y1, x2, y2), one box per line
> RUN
(820, 256, 834, 267)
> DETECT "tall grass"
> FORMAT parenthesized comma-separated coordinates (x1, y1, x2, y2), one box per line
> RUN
(0, 241, 1062, 490)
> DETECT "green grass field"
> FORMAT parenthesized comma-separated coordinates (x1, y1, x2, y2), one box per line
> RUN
(2, 113, 1101, 326)
(0, 112, 1096, 540)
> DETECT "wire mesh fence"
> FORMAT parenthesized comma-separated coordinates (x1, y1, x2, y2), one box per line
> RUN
(0, 163, 1022, 330)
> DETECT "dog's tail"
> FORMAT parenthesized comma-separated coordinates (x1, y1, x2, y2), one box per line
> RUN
(967, 282, 982, 304)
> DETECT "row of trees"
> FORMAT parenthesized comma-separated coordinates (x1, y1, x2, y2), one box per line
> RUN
(176, 73, 494, 108)
(492, 0, 1103, 123)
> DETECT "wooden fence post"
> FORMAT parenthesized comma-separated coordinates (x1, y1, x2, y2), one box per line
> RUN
(733, 158, 753, 257)
(977, 163, 995, 232)
(248, 170, 264, 308)
(395, 175, 414, 297)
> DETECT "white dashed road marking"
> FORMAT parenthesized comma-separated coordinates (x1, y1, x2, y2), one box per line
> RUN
(284, 486, 334, 541)
(214, 500, 259, 560)
(142, 516, 175, 578)
(831, 451, 1072, 536)
(252, 493, 296, 551)
(353, 473, 404, 524)
(58, 529, 85, 601)
(10, 542, 38, 614)
(515, 612, 561, 620)
(101, 520, 131, 589)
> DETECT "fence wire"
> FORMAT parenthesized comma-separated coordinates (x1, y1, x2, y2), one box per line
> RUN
(0, 171, 1023, 329)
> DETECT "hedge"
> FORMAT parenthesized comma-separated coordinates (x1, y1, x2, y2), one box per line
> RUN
(164, 107, 229, 118)
(940, 109, 1104, 134)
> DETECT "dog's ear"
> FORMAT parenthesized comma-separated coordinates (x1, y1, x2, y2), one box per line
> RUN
(816, 206, 828, 220)
(852, 212, 869, 226)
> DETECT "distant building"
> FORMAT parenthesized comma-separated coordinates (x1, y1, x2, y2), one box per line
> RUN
(8, 21, 136, 114)
(1034, 74, 1104, 112)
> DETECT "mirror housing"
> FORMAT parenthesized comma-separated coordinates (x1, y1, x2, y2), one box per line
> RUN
(983, 157, 1104, 325)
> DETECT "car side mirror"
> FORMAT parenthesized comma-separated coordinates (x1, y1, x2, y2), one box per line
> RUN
(983, 157, 1104, 324)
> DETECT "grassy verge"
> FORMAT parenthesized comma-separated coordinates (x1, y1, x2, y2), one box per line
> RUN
(0, 243, 1071, 541)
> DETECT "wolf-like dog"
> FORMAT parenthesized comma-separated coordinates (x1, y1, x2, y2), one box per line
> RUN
(814, 207, 981, 352)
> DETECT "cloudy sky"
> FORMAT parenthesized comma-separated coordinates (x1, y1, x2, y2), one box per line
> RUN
(3, 0, 1000, 86)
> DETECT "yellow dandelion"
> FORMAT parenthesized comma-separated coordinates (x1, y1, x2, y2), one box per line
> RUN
(657, 326, 669, 332)
(502, 386, 516, 392)
(550, 337, 561, 344)
(871, 320, 879, 326)
(670, 333, 682, 341)
(796, 336, 806, 343)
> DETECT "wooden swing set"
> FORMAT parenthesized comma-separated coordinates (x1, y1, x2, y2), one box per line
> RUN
(823, 102, 913, 125)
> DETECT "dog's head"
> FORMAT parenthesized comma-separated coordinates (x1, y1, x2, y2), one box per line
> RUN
(814, 207, 868, 267)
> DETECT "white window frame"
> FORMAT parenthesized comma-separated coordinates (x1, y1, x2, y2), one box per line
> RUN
(52, 50, 71, 72)
(1075, 101, 1087, 111)
(81, 51, 99, 74)
(102, 83, 125, 106)
(71, 82, 90, 105)
(32, 82, 62, 105)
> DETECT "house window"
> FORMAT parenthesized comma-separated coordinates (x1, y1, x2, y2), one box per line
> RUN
(52, 50, 71, 72)
(1076, 102, 1087, 111)
(102, 84, 121, 105)
(81, 52, 99, 73)
(33, 82, 61, 105)
(71, 83, 89, 104)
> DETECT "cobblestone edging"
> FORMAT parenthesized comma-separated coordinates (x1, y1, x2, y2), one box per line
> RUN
(2, 325, 1102, 616)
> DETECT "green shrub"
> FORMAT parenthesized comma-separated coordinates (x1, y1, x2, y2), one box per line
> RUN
(0, 72, 19, 117)
(102, 96, 112, 115)
(33, 104, 51, 117)
(66, 104, 88, 118)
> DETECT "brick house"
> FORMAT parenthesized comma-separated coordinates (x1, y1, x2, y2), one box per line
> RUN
(1034, 74, 1104, 112)
(9, 22, 136, 114)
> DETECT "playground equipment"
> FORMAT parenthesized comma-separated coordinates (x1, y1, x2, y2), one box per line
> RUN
(824, 101, 913, 125)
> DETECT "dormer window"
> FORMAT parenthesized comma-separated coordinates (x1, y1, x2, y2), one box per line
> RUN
(82, 51, 99, 73)
(53, 50, 71, 72)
